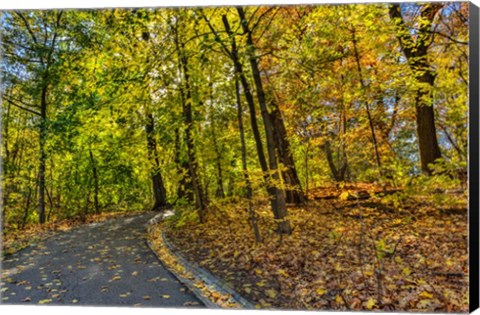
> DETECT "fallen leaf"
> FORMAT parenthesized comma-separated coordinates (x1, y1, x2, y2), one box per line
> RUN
(265, 289, 277, 298)
(316, 288, 327, 296)
(420, 291, 434, 299)
(365, 298, 376, 310)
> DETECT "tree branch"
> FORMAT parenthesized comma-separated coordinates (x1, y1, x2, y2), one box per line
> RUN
(3, 96, 41, 116)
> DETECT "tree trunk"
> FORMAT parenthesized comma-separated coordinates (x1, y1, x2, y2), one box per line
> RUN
(89, 149, 100, 214)
(389, 3, 443, 175)
(174, 128, 193, 202)
(21, 186, 33, 229)
(237, 7, 291, 234)
(235, 56, 261, 243)
(145, 113, 168, 210)
(38, 84, 47, 224)
(211, 125, 226, 199)
(173, 19, 206, 222)
(208, 87, 225, 199)
(220, 15, 269, 174)
(414, 69, 442, 174)
(269, 104, 306, 204)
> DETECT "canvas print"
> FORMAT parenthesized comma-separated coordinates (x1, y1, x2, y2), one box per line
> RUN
(1, 1, 478, 313)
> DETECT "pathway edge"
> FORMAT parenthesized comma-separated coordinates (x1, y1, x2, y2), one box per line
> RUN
(145, 213, 255, 309)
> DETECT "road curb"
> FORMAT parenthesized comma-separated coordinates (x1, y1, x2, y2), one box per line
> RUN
(145, 213, 255, 309)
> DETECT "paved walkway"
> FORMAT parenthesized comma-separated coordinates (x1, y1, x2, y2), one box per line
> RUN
(1, 212, 204, 308)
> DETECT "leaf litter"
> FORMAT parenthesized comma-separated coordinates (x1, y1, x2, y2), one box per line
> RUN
(151, 185, 468, 312)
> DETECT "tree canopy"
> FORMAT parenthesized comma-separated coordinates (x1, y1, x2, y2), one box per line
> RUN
(1, 3, 469, 229)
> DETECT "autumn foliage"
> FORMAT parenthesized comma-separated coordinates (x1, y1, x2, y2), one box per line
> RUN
(1, 2, 471, 312)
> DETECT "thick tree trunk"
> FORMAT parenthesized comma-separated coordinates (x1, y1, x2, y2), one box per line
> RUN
(389, 3, 443, 175)
(415, 82, 443, 174)
(269, 104, 306, 204)
(237, 7, 291, 234)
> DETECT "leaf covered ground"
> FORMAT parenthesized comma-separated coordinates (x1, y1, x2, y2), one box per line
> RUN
(161, 184, 468, 312)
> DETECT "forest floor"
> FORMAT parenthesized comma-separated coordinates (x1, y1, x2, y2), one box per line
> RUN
(162, 183, 469, 312)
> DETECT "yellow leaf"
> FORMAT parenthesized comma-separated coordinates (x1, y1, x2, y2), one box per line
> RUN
(265, 289, 277, 298)
(420, 291, 434, 299)
(276, 269, 289, 277)
(162, 295, 170, 299)
(365, 298, 376, 309)
(38, 299, 52, 304)
(143, 296, 151, 300)
(402, 267, 411, 276)
(316, 288, 327, 296)
(256, 281, 266, 287)
(339, 191, 350, 201)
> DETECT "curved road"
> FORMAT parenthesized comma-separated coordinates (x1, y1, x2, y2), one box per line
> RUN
(1, 212, 203, 308)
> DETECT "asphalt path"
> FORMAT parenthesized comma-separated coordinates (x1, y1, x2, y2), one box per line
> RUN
(1, 212, 204, 308)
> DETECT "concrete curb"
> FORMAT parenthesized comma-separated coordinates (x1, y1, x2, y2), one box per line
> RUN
(145, 213, 255, 309)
